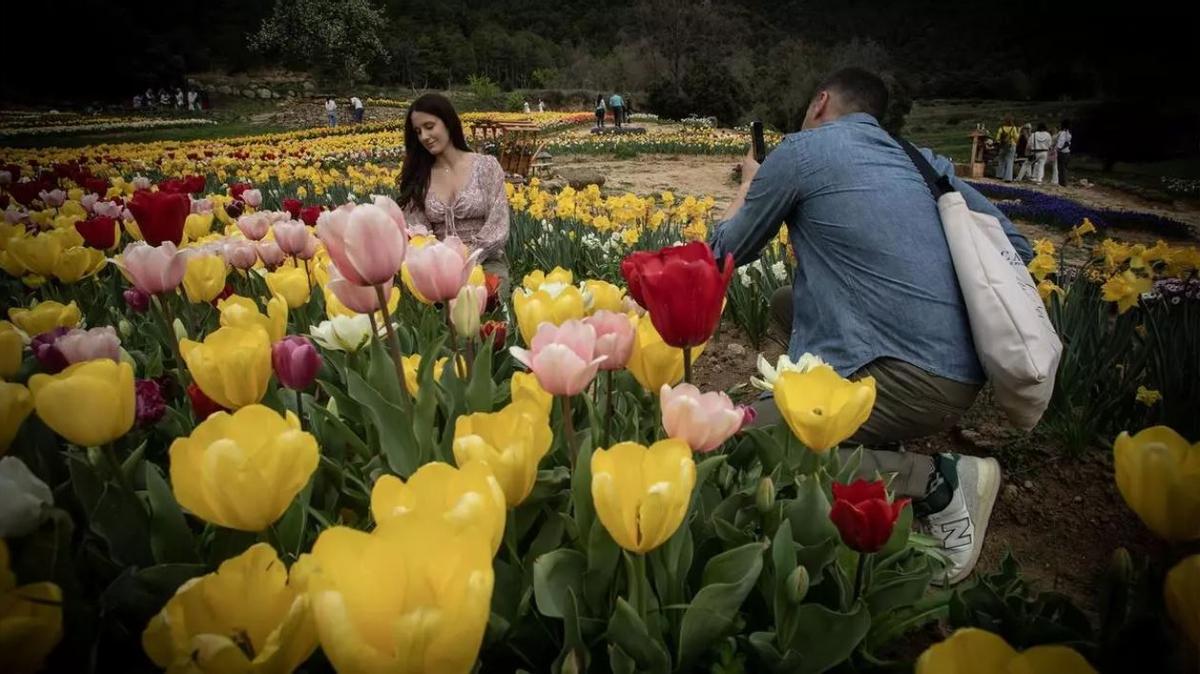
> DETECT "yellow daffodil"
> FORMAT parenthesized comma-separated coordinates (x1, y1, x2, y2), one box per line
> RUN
(581, 279, 626, 314)
(522, 267, 574, 291)
(142, 543, 317, 673)
(774, 366, 876, 453)
(1031, 239, 1056, 256)
(591, 438, 696, 554)
(625, 315, 706, 392)
(510, 371, 553, 416)
(915, 628, 1096, 674)
(1037, 279, 1064, 302)
(0, 382, 33, 453)
(1135, 386, 1162, 406)
(0, 321, 22, 379)
(452, 400, 552, 508)
(218, 294, 288, 343)
(28, 359, 135, 447)
(181, 326, 272, 409)
(370, 461, 506, 555)
(0, 540, 63, 674)
(294, 514, 494, 674)
(8, 300, 81, 337)
(1027, 253, 1057, 281)
(1165, 554, 1200, 649)
(169, 405, 319, 531)
(266, 266, 311, 309)
(1101, 270, 1151, 314)
(1113, 425, 1200, 542)
(182, 254, 229, 304)
(512, 282, 587, 345)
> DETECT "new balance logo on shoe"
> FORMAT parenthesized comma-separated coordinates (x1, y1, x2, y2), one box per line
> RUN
(935, 517, 973, 551)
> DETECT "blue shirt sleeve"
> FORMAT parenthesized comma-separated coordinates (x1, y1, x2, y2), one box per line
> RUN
(709, 141, 802, 267)
(919, 148, 1035, 264)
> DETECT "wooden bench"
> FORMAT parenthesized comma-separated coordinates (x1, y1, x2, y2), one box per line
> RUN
(469, 119, 546, 181)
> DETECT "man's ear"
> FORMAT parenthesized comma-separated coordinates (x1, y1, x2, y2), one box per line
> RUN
(810, 91, 831, 121)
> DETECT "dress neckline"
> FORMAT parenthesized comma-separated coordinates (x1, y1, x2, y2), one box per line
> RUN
(427, 153, 480, 209)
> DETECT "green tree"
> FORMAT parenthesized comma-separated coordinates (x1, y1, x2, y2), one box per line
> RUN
(251, 0, 389, 83)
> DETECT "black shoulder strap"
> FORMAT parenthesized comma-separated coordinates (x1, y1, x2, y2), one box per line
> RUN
(893, 136, 955, 200)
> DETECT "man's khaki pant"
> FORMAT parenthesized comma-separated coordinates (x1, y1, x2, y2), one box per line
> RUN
(756, 288, 981, 498)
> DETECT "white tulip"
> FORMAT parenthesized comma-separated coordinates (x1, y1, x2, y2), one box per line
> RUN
(0, 457, 54, 538)
(310, 314, 373, 353)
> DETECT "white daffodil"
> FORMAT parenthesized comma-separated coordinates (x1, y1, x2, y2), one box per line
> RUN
(751, 352, 828, 392)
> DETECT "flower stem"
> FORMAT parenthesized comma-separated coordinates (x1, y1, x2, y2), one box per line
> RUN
(374, 284, 411, 410)
(852, 552, 868, 604)
(443, 303, 462, 379)
(295, 388, 305, 432)
(561, 394, 576, 465)
(683, 345, 694, 384)
(153, 294, 185, 374)
(629, 552, 649, 625)
(604, 369, 615, 448)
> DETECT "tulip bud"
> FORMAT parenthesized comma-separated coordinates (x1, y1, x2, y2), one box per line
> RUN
(785, 566, 810, 604)
(173, 318, 188, 343)
(739, 405, 757, 430)
(450, 285, 482, 338)
(225, 200, 244, 219)
(756, 477, 775, 514)
(119, 320, 134, 337)
(561, 650, 585, 674)
(242, 188, 263, 208)
(123, 287, 150, 313)
(481, 320, 507, 351)
(272, 336, 322, 391)
(135, 378, 166, 427)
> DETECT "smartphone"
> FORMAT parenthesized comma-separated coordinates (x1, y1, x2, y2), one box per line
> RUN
(751, 120, 766, 163)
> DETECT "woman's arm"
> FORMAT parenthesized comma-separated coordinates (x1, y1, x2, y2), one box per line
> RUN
(471, 156, 510, 260)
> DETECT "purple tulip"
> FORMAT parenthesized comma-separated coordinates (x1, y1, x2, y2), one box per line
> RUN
(135, 379, 166, 427)
(123, 287, 150, 313)
(31, 328, 71, 373)
(271, 335, 322, 391)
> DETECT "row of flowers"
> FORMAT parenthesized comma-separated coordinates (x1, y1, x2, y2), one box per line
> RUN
(0, 117, 217, 138)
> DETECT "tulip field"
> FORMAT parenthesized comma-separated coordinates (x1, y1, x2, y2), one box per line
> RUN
(1, 112, 1198, 674)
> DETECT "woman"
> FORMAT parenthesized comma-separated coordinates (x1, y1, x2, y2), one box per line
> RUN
(594, 94, 606, 129)
(397, 93, 511, 294)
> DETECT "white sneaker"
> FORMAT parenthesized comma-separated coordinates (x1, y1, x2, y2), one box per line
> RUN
(922, 455, 1001, 586)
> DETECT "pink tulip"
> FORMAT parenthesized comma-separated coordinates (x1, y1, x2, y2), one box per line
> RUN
(236, 213, 270, 241)
(242, 189, 263, 208)
(54, 326, 122, 365)
(132, 176, 152, 191)
(116, 241, 188, 295)
(510, 320, 606, 396)
(80, 193, 100, 213)
(272, 335, 322, 390)
(583, 310, 635, 371)
(371, 195, 408, 232)
(328, 267, 394, 314)
(191, 198, 213, 214)
(316, 204, 406, 286)
(38, 189, 66, 207)
(273, 220, 311, 256)
(404, 236, 480, 302)
(621, 295, 646, 317)
(4, 207, 27, 224)
(659, 383, 745, 453)
(93, 200, 123, 218)
(257, 241, 286, 268)
(297, 232, 320, 260)
(223, 239, 259, 270)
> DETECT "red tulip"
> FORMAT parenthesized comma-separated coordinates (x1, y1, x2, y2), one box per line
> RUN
(76, 215, 119, 250)
(127, 190, 189, 245)
(272, 335, 322, 390)
(80, 176, 109, 196)
(619, 241, 732, 349)
(229, 182, 252, 202)
(481, 320, 507, 350)
(828, 480, 910, 554)
(484, 272, 501, 312)
(282, 198, 303, 220)
(187, 382, 227, 421)
(299, 206, 323, 227)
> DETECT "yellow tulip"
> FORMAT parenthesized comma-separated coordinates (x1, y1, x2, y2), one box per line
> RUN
(169, 405, 319, 531)
(510, 371, 553, 416)
(774, 366, 876, 453)
(28, 359, 134, 447)
(522, 266, 574, 291)
(1101, 271, 1152, 314)
(60, 200, 86, 219)
(0, 540, 63, 674)
(51, 246, 105, 284)
(218, 295, 288, 343)
(142, 543, 317, 673)
(1113, 426, 1200, 541)
(915, 628, 1096, 674)
(184, 212, 215, 241)
(182, 254, 229, 304)
(5, 235, 61, 278)
(0, 382, 33, 454)
(591, 439, 696, 554)
(625, 316, 706, 392)
(1165, 554, 1200, 649)
(294, 515, 494, 674)
(266, 266, 311, 309)
(0, 321, 22, 379)
(8, 300, 81, 337)
(370, 461, 506, 555)
(452, 400, 552, 508)
(512, 283, 586, 345)
(400, 354, 464, 397)
(181, 326, 273, 410)
(0, 250, 26, 277)
(582, 279, 626, 314)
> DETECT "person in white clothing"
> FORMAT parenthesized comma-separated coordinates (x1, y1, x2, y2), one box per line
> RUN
(187, 90, 198, 111)
(325, 98, 337, 127)
(523, 100, 531, 114)
(350, 96, 364, 123)
(1028, 123, 1053, 184)
(537, 99, 545, 112)
(1055, 119, 1073, 186)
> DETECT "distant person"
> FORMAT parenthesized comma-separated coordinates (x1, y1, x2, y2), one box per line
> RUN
(187, 90, 199, 111)
(159, 89, 170, 106)
(1048, 125, 1060, 185)
(523, 100, 531, 114)
(145, 88, 155, 107)
(351, 95, 364, 123)
(1055, 119, 1073, 186)
(1014, 124, 1032, 181)
(325, 98, 338, 127)
(537, 99, 545, 113)
(175, 88, 185, 108)
(133, 94, 143, 109)
(609, 92, 625, 128)
(995, 116, 1020, 181)
(594, 95, 606, 129)
(397, 93, 511, 295)
(1028, 123, 1053, 184)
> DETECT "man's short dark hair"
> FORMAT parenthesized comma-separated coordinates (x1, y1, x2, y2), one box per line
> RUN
(816, 67, 889, 121)
(1060, 119, 1072, 130)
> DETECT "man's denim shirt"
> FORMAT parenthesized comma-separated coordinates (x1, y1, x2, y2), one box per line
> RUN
(710, 113, 1034, 385)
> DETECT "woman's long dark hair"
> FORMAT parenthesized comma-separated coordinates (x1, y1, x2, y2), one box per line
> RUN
(397, 93, 472, 212)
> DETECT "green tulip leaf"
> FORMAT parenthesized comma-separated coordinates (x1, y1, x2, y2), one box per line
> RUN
(90, 483, 152, 567)
(780, 600, 872, 673)
(606, 597, 671, 674)
(676, 541, 764, 671)
(784, 476, 838, 546)
(572, 441, 595, 548)
(346, 369, 420, 476)
(877, 502, 913, 558)
(864, 556, 933, 618)
(144, 463, 198, 564)
(533, 549, 589, 619)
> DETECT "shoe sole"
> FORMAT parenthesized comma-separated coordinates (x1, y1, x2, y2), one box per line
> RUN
(948, 456, 1001, 585)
